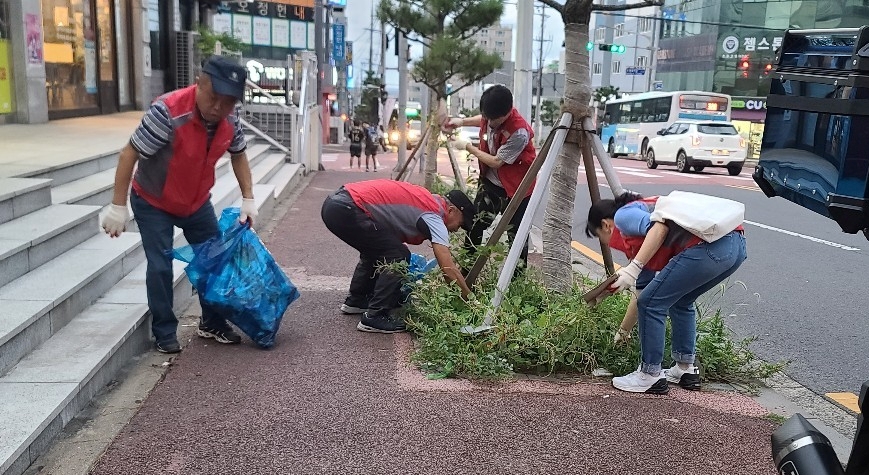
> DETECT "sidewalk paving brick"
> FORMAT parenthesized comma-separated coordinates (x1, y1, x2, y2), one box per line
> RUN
(89, 150, 778, 474)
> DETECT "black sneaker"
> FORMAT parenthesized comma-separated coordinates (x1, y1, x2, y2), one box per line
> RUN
(197, 322, 242, 344)
(156, 339, 182, 354)
(340, 303, 368, 314)
(357, 312, 406, 333)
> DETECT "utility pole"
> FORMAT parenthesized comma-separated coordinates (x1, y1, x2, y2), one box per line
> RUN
(514, 0, 534, 120)
(397, 32, 408, 171)
(368, 5, 375, 75)
(315, 0, 324, 112)
(533, 5, 547, 143)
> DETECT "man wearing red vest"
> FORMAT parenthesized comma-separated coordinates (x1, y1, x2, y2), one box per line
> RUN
(446, 85, 537, 270)
(321, 180, 475, 333)
(99, 56, 256, 354)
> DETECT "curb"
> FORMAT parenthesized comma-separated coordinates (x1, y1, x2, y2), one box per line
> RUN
(532, 226, 858, 465)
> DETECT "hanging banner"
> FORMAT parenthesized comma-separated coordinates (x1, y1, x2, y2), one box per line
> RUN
(25, 13, 43, 65)
(84, 40, 97, 94)
(0, 40, 13, 114)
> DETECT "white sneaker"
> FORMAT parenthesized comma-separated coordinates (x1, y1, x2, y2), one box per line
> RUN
(664, 364, 701, 391)
(612, 367, 669, 394)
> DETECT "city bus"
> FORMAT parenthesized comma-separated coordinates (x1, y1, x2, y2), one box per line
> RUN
(600, 91, 732, 157)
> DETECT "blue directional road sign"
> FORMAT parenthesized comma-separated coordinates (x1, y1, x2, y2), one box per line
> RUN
(625, 67, 646, 76)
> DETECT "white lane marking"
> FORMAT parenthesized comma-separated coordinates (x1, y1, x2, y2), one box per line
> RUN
(611, 166, 663, 178)
(744, 220, 861, 251)
(660, 170, 710, 179)
(729, 175, 754, 181)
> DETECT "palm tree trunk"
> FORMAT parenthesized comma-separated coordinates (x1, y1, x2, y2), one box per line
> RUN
(542, 22, 593, 292)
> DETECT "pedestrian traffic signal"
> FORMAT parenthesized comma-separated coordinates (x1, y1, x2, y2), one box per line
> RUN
(598, 43, 626, 53)
(586, 42, 594, 51)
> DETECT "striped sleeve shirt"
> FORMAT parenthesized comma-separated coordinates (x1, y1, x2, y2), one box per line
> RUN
(130, 101, 247, 158)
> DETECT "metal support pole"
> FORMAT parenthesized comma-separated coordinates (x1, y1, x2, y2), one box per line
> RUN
(514, 0, 534, 120)
(314, 0, 324, 103)
(462, 112, 574, 334)
(584, 116, 625, 196)
(396, 32, 408, 170)
(446, 146, 467, 192)
(581, 132, 616, 275)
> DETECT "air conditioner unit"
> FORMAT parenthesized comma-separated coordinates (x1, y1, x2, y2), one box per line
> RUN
(174, 30, 200, 89)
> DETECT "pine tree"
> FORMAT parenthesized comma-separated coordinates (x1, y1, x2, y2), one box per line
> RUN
(378, 0, 504, 189)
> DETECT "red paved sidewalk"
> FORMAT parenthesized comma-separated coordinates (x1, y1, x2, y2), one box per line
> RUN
(90, 149, 777, 474)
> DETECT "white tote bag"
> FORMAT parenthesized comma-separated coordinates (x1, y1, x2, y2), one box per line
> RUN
(649, 191, 744, 243)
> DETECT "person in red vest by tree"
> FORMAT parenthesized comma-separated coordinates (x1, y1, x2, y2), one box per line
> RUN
(99, 56, 256, 354)
(321, 180, 475, 333)
(446, 85, 537, 271)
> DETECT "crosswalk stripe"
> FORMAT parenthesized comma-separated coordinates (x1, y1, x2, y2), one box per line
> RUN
(826, 392, 861, 413)
(659, 170, 710, 179)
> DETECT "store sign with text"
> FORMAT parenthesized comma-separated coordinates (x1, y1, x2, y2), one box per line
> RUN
(720, 33, 783, 59)
(731, 97, 767, 110)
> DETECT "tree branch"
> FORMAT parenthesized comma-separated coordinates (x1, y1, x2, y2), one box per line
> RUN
(536, 0, 564, 13)
(592, 0, 662, 12)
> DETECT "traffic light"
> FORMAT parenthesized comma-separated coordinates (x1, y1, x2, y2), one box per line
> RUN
(598, 43, 626, 53)
(586, 41, 594, 51)
(379, 84, 388, 104)
(763, 63, 773, 75)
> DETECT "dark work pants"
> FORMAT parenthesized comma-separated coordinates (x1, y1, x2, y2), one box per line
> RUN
(320, 188, 410, 316)
(130, 191, 227, 344)
(464, 177, 530, 267)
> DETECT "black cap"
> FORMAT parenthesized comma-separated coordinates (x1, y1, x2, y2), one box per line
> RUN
(446, 190, 477, 232)
(202, 55, 247, 101)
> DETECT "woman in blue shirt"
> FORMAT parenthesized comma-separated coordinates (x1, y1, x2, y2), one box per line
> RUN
(586, 192, 747, 394)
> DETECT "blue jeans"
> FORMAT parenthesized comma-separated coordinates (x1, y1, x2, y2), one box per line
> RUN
(131, 191, 226, 343)
(637, 231, 747, 375)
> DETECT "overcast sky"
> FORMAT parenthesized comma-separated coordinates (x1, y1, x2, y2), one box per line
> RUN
(341, 0, 567, 89)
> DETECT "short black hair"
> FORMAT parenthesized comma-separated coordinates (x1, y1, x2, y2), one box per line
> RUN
(480, 85, 513, 120)
(353, 119, 361, 126)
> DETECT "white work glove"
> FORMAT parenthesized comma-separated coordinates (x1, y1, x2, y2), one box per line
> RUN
(239, 198, 257, 226)
(613, 327, 632, 345)
(100, 203, 129, 238)
(609, 259, 644, 294)
(444, 117, 463, 130)
(449, 138, 470, 151)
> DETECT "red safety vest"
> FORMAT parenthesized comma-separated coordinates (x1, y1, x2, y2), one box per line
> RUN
(132, 85, 235, 217)
(345, 180, 448, 245)
(609, 197, 704, 271)
(479, 108, 537, 198)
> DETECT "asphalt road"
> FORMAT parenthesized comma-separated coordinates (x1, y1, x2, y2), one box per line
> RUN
(560, 157, 869, 397)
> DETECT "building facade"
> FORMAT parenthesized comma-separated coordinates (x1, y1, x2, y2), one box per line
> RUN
(588, 2, 661, 94)
(654, 0, 869, 157)
(450, 23, 513, 116)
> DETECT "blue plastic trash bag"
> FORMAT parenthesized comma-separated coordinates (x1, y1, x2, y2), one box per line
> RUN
(400, 253, 437, 303)
(172, 208, 299, 348)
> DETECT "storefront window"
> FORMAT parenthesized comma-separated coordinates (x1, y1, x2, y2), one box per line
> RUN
(42, 0, 99, 112)
(0, 0, 14, 114)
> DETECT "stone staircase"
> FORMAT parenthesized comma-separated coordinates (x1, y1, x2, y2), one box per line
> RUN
(0, 132, 306, 475)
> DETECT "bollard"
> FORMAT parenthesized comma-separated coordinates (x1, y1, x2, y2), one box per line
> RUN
(845, 381, 869, 475)
(772, 413, 844, 475)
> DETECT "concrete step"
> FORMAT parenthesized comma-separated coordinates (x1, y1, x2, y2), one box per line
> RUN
(0, 232, 142, 377)
(0, 178, 53, 226)
(250, 152, 287, 186)
(213, 143, 270, 180)
(0, 258, 189, 475)
(267, 163, 304, 201)
(0, 204, 100, 288)
(50, 168, 116, 206)
(25, 151, 118, 188)
(230, 184, 277, 226)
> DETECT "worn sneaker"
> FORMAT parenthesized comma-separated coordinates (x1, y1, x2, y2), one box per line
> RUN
(197, 323, 242, 344)
(155, 339, 182, 354)
(664, 364, 701, 391)
(357, 312, 406, 333)
(612, 367, 669, 394)
(340, 303, 368, 315)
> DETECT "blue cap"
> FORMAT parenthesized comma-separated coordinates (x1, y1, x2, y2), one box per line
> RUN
(202, 55, 247, 101)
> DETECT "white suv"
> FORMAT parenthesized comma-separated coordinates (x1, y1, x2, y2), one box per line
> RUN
(645, 121, 747, 176)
